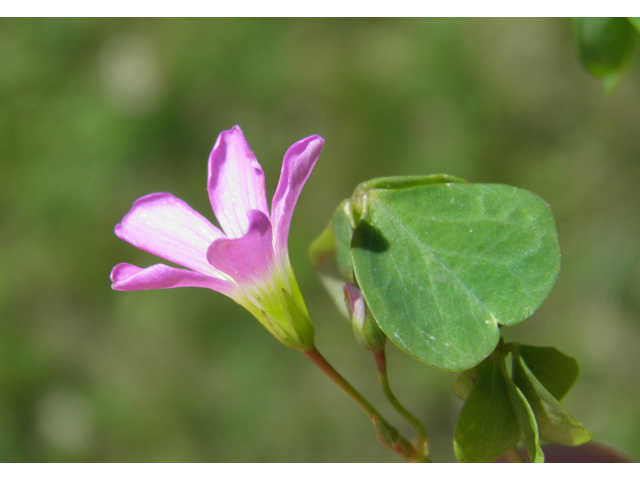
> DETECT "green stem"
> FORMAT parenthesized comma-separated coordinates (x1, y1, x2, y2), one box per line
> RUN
(373, 348, 430, 459)
(303, 347, 423, 462)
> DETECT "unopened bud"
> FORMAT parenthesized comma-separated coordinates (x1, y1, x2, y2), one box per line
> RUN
(371, 415, 401, 451)
(344, 283, 385, 351)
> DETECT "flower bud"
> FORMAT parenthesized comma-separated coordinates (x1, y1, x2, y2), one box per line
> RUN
(344, 283, 385, 351)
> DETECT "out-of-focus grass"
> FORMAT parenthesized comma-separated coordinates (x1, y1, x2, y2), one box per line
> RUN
(1, 18, 639, 462)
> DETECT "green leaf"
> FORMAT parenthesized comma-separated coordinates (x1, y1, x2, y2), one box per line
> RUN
(501, 364, 544, 463)
(628, 18, 640, 34)
(309, 200, 359, 317)
(308, 222, 348, 317)
(575, 17, 638, 77)
(310, 176, 465, 319)
(331, 200, 356, 282)
(308, 221, 337, 270)
(309, 199, 356, 283)
(517, 345, 579, 400)
(350, 174, 466, 220)
(351, 183, 560, 371)
(512, 351, 592, 446)
(454, 358, 521, 463)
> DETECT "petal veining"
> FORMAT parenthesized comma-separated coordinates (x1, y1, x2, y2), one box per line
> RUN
(271, 135, 324, 253)
(115, 193, 225, 276)
(207, 126, 269, 239)
(206, 209, 276, 286)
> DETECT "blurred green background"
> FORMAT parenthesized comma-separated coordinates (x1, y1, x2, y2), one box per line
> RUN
(1, 18, 639, 462)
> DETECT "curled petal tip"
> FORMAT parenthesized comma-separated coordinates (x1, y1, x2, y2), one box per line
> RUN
(291, 135, 325, 158)
(110, 263, 144, 289)
(111, 262, 236, 293)
(309, 134, 325, 146)
(270, 133, 324, 253)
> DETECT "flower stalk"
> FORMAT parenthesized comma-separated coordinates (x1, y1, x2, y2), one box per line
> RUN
(373, 348, 430, 460)
(303, 346, 425, 462)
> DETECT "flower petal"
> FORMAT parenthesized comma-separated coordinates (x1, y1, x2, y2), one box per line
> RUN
(271, 135, 324, 253)
(115, 193, 225, 276)
(111, 263, 237, 295)
(206, 210, 275, 286)
(207, 126, 269, 239)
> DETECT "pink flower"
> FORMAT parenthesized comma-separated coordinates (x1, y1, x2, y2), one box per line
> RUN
(111, 126, 324, 350)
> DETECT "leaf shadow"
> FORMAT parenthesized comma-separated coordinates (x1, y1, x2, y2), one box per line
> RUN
(351, 220, 391, 253)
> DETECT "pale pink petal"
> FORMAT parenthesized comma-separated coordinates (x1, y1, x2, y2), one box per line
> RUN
(115, 193, 225, 276)
(206, 210, 275, 285)
(343, 282, 366, 325)
(271, 135, 324, 253)
(111, 263, 237, 295)
(207, 126, 269, 239)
